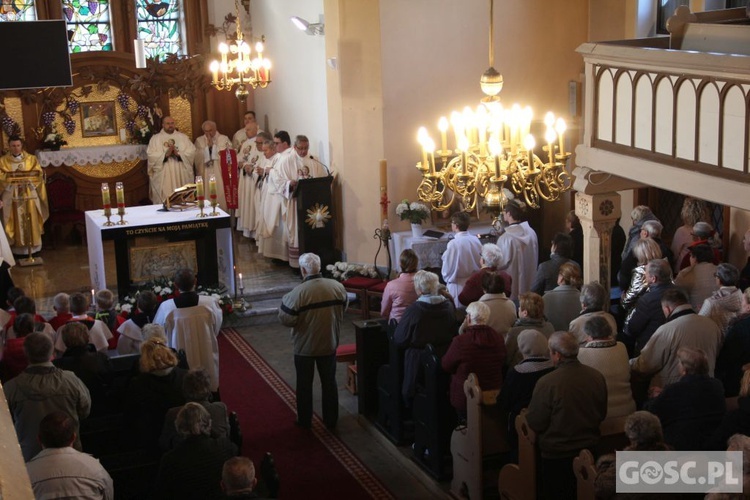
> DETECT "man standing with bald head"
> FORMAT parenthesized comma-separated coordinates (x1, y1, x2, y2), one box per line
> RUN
(147, 116, 196, 204)
(194, 120, 232, 211)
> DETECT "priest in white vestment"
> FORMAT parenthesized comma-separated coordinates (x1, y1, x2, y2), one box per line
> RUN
(269, 135, 328, 268)
(194, 120, 232, 211)
(236, 131, 267, 238)
(256, 132, 291, 261)
(441, 212, 483, 307)
(147, 116, 196, 204)
(232, 111, 259, 149)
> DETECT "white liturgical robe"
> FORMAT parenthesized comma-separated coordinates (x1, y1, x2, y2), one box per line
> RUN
(495, 221, 539, 301)
(236, 137, 263, 237)
(194, 132, 232, 211)
(441, 231, 482, 307)
(147, 129, 196, 204)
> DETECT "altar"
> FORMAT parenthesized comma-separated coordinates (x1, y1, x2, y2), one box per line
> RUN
(390, 223, 495, 269)
(85, 204, 234, 298)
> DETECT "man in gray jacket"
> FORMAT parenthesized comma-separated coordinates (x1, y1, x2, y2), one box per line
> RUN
(279, 253, 348, 430)
(3, 333, 91, 461)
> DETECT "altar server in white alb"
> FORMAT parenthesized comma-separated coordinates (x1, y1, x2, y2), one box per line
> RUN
(236, 129, 264, 238)
(194, 120, 232, 211)
(264, 135, 328, 269)
(257, 131, 291, 262)
(147, 116, 196, 204)
(495, 199, 539, 302)
(441, 211, 482, 307)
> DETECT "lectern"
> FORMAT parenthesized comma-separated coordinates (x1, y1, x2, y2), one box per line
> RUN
(296, 176, 335, 267)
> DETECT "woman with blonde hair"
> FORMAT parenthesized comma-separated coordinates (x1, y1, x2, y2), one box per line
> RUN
(125, 336, 187, 454)
(671, 197, 709, 273)
(543, 262, 582, 331)
(621, 238, 663, 313)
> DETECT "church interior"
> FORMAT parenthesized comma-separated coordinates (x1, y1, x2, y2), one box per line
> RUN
(2, 0, 750, 498)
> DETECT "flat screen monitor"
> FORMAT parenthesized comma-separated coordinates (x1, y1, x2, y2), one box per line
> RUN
(0, 20, 72, 90)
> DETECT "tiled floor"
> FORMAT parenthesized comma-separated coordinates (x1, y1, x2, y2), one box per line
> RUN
(14, 231, 452, 499)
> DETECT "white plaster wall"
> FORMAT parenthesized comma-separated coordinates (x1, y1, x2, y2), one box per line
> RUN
(248, 0, 330, 164)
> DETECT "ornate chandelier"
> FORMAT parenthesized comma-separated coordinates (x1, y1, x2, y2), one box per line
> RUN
(415, 0, 571, 213)
(208, 0, 272, 102)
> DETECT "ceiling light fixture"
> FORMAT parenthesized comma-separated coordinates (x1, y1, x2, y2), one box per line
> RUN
(290, 16, 325, 36)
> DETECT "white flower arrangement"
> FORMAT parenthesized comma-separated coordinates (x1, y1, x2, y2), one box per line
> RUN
(325, 262, 380, 282)
(396, 199, 430, 224)
(116, 277, 234, 315)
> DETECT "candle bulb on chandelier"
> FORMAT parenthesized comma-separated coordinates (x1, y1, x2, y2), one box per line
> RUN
(545, 128, 557, 166)
(417, 127, 429, 171)
(489, 138, 502, 180)
(438, 117, 448, 153)
(426, 138, 436, 176)
(458, 136, 469, 175)
(524, 135, 536, 170)
(555, 118, 567, 156)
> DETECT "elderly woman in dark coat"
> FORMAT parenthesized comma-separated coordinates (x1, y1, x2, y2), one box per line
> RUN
(441, 301, 505, 419)
(394, 270, 457, 407)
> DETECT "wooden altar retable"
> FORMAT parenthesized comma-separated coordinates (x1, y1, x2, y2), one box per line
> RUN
(85, 204, 234, 298)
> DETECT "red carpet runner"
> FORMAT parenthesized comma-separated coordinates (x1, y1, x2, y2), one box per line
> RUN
(220, 328, 395, 499)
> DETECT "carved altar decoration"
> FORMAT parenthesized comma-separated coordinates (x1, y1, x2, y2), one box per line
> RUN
(164, 183, 198, 211)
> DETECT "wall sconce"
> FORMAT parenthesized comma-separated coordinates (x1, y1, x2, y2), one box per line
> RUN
(290, 15, 324, 36)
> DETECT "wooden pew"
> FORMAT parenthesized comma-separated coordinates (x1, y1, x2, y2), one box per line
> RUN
(573, 449, 598, 500)
(450, 373, 507, 499)
(412, 344, 456, 480)
(375, 320, 411, 444)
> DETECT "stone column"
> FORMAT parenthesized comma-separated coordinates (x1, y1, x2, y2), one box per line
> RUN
(575, 191, 621, 291)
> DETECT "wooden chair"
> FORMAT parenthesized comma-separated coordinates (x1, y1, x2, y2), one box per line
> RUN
(45, 172, 86, 248)
(341, 276, 382, 319)
(335, 343, 357, 394)
(365, 280, 388, 318)
(451, 373, 507, 499)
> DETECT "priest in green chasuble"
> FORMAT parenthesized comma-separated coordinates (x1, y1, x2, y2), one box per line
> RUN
(0, 136, 49, 254)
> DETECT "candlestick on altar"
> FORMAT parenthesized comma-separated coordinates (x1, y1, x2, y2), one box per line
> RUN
(115, 182, 127, 225)
(101, 183, 114, 226)
(195, 176, 207, 218)
(208, 174, 219, 216)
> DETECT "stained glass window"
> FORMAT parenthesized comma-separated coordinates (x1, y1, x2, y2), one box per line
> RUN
(62, 0, 113, 52)
(136, 0, 185, 61)
(0, 0, 37, 21)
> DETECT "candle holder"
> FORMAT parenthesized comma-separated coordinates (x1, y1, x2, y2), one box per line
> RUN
(372, 220, 392, 279)
(101, 183, 115, 226)
(195, 176, 207, 218)
(208, 174, 219, 216)
(209, 195, 219, 216)
(115, 182, 127, 224)
(103, 210, 114, 226)
(233, 274, 247, 312)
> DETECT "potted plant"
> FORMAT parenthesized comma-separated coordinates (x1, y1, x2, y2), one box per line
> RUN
(42, 126, 67, 151)
(396, 199, 430, 238)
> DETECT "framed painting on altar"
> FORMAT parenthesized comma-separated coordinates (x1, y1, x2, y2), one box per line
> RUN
(129, 241, 198, 283)
(80, 101, 117, 137)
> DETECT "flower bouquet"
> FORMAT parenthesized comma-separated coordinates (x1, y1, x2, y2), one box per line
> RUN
(117, 276, 234, 318)
(396, 199, 430, 224)
(42, 127, 67, 151)
(324, 261, 380, 282)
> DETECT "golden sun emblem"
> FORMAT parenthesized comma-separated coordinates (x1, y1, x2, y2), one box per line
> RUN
(305, 203, 331, 229)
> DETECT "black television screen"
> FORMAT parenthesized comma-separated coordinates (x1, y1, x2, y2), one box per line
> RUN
(0, 20, 72, 90)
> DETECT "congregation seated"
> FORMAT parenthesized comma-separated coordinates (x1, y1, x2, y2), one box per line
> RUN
(505, 292, 553, 368)
(380, 249, 419, 322)
(221, 456, 264, 499)
(394, 270, 457, 407)
(674, 243, 719, 311)
(458, 271, 516, 336)
(643, 347, 725, 451)
(618, 220, 672, 292)
(441, 301, 505, 420)
(542, 261, 582, 332)
(699, 262, 743, 335)
(26, 411, 113, 499)
(89, 289, 123, 349)
(458, 243, 512, 307)
(497, 329, 554, 450)
(153, 403, 238, 499)
(117, 290, 159, 355)
(525, 331, 608, 500)
(160, 368, 230, 452)
(530, 232, 579, 295)
(711, 368, 750, 450)
(124, 335, 187, 454)
(54, 292, 112, 356)
(706, 434, 750, 500)
(715, 287, 750, 397)
(577, 316, 636, 419)
(1, 313, 38, 381)
(622, 259, 675, 356)
(3, 286, 45, 333)
(47, 292, 72, 331)
(620, 237, 662, 315)
(6, 295, 55, 340)
(568, 282, 617, 344)
(52, 322, 114, 418)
